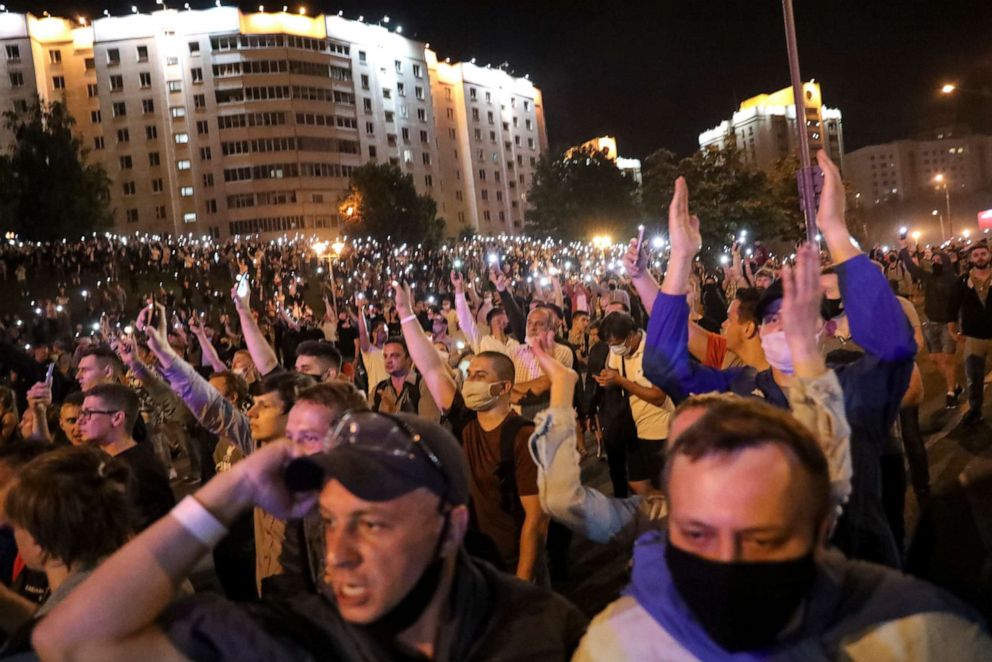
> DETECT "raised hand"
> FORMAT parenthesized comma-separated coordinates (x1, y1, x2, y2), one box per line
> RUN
(26, 381, 52, 412)
(489, 267, 508, 293)
(622, 238, 647, 279)
(780, 243, 826, 377)
(668, 177, 701, 258)
(393, 280, 414, 315)
(450, 270, 464, 294)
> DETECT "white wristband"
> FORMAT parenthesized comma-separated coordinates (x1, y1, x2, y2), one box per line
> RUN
(170, 495, 229, 547)
(400, 314, 418, 325)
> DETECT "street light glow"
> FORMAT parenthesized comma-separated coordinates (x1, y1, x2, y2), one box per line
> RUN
(934, 173, 945, 184)
(941, 83, 957, 94)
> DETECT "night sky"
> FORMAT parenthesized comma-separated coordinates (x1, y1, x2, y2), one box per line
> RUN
(36, 0, 992, 158)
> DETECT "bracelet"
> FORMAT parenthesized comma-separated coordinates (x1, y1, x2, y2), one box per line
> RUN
(170, 495, 229, 547)
(400, 314, 418, 325)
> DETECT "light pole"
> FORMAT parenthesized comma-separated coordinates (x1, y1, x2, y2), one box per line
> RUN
(932, 209, 946, 241)
(934, 174, 952, 238)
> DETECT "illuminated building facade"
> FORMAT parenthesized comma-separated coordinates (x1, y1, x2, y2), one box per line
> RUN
(698, 82, 844, 174)
(845, 130, 992, 207)
(0, 9, 547, 238)
(571, 136, 642, 185)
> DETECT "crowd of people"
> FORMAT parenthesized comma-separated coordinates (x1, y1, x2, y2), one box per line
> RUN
(0, 151, 984, 659)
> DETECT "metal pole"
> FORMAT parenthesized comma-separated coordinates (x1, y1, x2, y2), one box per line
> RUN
(781, 0, 818, 242)
(945, 186, 953, 237)
(939, 213, 946, 241)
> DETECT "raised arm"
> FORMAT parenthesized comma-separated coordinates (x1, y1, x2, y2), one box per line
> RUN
(232, 282, 279, 376)
(492, 268, 527, 343)
(622, 239, 661, 313)
(356, 294, 372, 354)
(188, 316, 227, 374)
(451, 271, 482, 347)
(396, 282, 458, 411)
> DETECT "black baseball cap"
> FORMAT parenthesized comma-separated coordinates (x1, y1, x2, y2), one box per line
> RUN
(756, 279, 835, 323)
(284, 412, 470, 506)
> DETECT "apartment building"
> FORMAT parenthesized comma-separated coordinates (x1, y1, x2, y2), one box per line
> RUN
(699, 81, 844, 174)
(0, 9, 547, 238)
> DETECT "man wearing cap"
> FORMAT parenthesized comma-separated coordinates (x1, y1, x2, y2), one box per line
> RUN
(626, 151, 917, 568)
(34, 413, 588, 660)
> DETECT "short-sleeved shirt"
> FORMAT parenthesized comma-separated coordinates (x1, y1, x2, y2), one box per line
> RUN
(360, 346, 387, 397)
(606, 333, 673, 441)
(446, 394, 537, 565)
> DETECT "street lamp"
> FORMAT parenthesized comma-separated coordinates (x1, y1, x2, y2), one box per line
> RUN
(941, 83, 957, 94)
(934, 174, 952, 238)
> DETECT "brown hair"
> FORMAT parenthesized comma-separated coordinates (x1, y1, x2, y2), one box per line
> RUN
(5, 446, 132, 569)
(664, 398, 830, 523)
(209, 370, 249, 406)
(476, 351, 515, 384)
(296, 382, 369, 417)
(84, 383, 140, 432)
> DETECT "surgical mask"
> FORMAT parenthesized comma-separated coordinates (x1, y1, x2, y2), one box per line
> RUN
(610, 342, 631, 357)
(462, 380, 504, 411)
(665, 542, 816, 653)
(760, 330, 794, 374)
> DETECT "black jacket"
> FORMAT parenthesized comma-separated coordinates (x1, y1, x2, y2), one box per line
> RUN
(899, 249, 959, 324)
(950, 272, 992, 339)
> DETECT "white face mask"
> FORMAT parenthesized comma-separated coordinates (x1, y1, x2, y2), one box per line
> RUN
(462, 380, 504, 411)
(609, 343, 631, 357)
(760, 330, 794, 375)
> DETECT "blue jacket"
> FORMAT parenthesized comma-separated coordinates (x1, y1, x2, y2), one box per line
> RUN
(643, 255, 917, 567)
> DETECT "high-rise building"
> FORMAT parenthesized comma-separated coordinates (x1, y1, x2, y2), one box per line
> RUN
(570, 136, 642, 185)
(844, 129, 992, 208)
(0, 9, 547, 238)
(698, 81, 843, 173)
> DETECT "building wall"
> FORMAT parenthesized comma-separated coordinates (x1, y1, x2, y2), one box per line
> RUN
(698, 81, 844, 175)
(0, 10, 547, 239)
(846, 133, 992, 208)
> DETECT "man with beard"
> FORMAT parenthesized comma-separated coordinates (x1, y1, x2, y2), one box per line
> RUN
(949, 241, 992, 424)
(34, 414, 587, 661)
(900, 239, 962, 407)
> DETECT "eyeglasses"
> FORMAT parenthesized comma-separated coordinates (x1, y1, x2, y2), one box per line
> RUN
(78, 408, 120, 419)
(325, 412, 448, 500)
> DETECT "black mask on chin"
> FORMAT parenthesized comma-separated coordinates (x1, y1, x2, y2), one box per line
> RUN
(665, 541, 816, 653)
(361, 512, 450, 637)
(821, 298, 844, 320)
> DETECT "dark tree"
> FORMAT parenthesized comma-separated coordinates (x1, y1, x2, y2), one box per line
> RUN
(525, 145, 642, 240)
(339, 161, 444, 246)
(0, 100, 111, 241)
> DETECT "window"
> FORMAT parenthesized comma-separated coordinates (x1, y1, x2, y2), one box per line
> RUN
(525, 119, 533, 130)
(481, 190, 488, 201)
(139, 72, 151, 88)
(175, 133, 189, 144)
(363, 98, 372, 114)
(191, 67, 203, 83)
(53, 76, 66, 90)
(472, 108, 480, 122)
(85, 57, 95, 70)
(146, 125, 158, 140)
(415, 86, 424, 100)
(487, 111, 494, 124)
(193, 94, 206, 109)
(196, 120, 209, 135)
(112, 102, 126, 117)
(382, 88, 392, 99)
(206, 199, 217, 214)
(361, 74, 369, 90)
(117, 128, 130, 143)
(136, 45, 148, 62)
(470, 88, 477, 100)
(203, 173, 214, 187)
(384, 111, 394, 123)
(399, 105, 408, 119)
(425, 174, 433, 187)
(403, 149, 413, 164)
(123, 181, 136, 196)
(12, 99, 27, 113)
(365, 121, 374, 136)
(119, 155, 133, 170)
(180, 186, 194, 197)
(358, 50, 367, 63)
(90, 110, 101, 123)
(397, 82, 407, 97)
(155, 205, 167, 220)
(422, 152, 431, 166)
(106, 48, 119, 65)
(395, 60, 402, 73)
(188, 41, 200, 54)
(527, 137, 534, 149)
(524, 100, 531, 111)
(166, 57, 179, 66)
(474, 129, 482, 140)
(49, 49, 62, 64)
(148, 152, 160, 166)
(413, 64, 422, 79)
(420, 130, 428, 143)
(93, 136, 105, 150)
(478, 169, 486, 181)
(200, 146, 212, 160)
(449, 128, 457, 140)
(184, 212, 197, 224)
(151, 178, 163, 193)
(369, 145, 377, 159)
(168, 80, 181, 93)
(446, 108, 454, 120)
(110, 74, 124, 91)
(5, 45, 19, 61)
(126, 208, 139, 223)
(8, 72, 22, 87)
(177, 159, 191, 170)
(87, 83, 98, 97)
(401, 127, 410, 143)
(417, 108, 427, 122)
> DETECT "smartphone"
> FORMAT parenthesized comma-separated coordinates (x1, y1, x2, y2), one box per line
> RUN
(45, 363, 55, 385)
(635, 225, 645, 254)
(899, 226, 909, 240)
(148, 293, 161, 328)
(236, 271, 250, 298)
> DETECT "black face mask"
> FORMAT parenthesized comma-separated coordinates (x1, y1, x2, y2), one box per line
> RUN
(822, 298, 844, 320)
(665, 541, 816, 653)
(362, 512, 450, 637)
(608, 283, 617, 291)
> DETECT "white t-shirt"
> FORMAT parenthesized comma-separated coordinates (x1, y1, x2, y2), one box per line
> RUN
(361, 346, 387, 396)
(606, 333, 673, 440)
